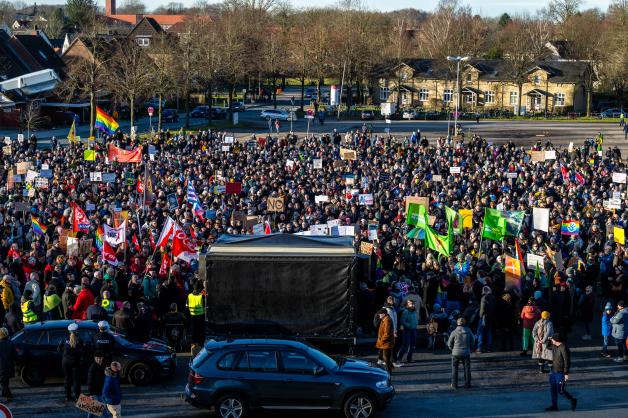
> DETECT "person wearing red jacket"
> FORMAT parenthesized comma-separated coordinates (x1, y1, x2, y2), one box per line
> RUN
(520, 297, 541, 356)
(72, 279, 95, 320)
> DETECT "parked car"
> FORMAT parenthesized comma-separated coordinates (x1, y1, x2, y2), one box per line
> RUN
(229, 102, 246, 112)
(360, 110, 375, 120)
(600, 108, 623, 118)
(184, 339, 394, 418)
(305, 88, 317, 99)
(12, 320, 176, 387)
(143, 97, 166, 109)
(260, 109, 291, 121)
(402, 109, 417, 120)
(162, 109, 179, 123)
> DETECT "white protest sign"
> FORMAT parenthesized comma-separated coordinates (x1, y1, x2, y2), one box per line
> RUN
(41, 164, 49, 170)
(432, 175, 442, 182)
(358, 194, 374, 206)
(507, 172, 518, 179)
(533, 207, 550, 232)
(26, 170, 38, 182)
(613, 191, 621, 200)
(450, 166, 461, 174)
(224, 136, 235, 144)
(607, 198, 622, 210)
(252, 223, 264, 235)
(544, 150, 556, 160)
(612, 173, 627, 184)
(338, 225, 355, 236)
(221, 145, 230, 152)
(310, 224, 328, 236)
(327, 219, 340, 236)
(526, 253, 545, 272)
(286, 159, 295, 169)
(314, 195, 329, 203)
(90, 172, 102, 182)
(568, 142, 574, 152)
(34, 177, 49, 189)
(313, 159, 322, 169)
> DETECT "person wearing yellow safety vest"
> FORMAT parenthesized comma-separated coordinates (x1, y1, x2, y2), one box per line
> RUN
(21, 289, 38, 325)
(100, 290, 115, 321)
(186, 282, 206, 347)
(43, 285, 63, 320)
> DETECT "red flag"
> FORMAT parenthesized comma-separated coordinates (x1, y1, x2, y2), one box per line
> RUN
(172, 228, 198, 263)
(560, 165, 569, 182)
(156, 217, 176, 248)
(102, 241, 119, 266)
(575, 171, 585, 186)
(264, 221, 272, 235)
(132, 233, 141, 252)
(515, 238, 526, 275)
(108, 143, 142, 163)
(148, 232, 156, 251)
(136, 178, 144, 194)
(71, 202, 90, 233)
(189, 226, 196, 240)
(158, 251, 171, 278)
(225, 182, 242, 194)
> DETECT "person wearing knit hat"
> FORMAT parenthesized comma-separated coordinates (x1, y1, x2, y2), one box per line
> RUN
(601, 302, 614, 357)
(533, 311, 554, 373)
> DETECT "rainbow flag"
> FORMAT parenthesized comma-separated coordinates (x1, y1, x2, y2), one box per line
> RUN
(31, 217, 47, 236)
(95, 225, 104, 251)
(561, 220, 580, 236)
(95, 107, 119, 135)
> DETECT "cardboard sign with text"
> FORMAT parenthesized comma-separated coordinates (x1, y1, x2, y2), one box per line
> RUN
(267, 197, 284, 212)
(405, 196, 429, 213)
(340, 148, 357, 160)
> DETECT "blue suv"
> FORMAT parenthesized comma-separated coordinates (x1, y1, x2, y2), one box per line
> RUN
(184, 339, 394, 418)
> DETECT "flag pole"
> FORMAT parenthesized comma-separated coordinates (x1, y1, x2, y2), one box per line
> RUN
(478, 208, 485, 258)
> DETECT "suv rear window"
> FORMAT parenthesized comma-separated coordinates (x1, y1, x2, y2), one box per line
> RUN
(217, 351, 239, 370)
(237, 351, 277, 372)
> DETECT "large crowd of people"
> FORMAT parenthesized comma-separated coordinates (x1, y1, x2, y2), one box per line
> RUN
(0, 125, 627, 412)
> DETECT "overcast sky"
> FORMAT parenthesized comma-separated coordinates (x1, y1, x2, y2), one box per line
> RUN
(34, 1, 615, 17)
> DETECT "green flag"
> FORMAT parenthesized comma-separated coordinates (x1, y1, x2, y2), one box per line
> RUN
(83, 149, 96, 161)
(406, 227, 424, 240)
(445, 206, 463, 235)
(424, 225, 451, 258)
(407, 203, 428, 228)
(482, 208, 507, 242)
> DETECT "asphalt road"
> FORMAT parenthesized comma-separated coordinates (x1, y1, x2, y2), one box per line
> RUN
(5, 343, 628, 418)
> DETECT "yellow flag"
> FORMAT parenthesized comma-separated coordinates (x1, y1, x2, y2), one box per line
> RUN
(67, 119, 77, 143)
(459, 209, 473, 229)
(614, 226, 625, 245)
(84, 149, 96, 161)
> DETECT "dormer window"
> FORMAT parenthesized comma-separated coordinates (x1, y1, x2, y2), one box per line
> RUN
(533, 75, 541, 85)
(466, 73, 472, 83)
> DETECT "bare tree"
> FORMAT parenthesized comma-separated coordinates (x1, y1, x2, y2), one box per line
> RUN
(547, 0, 582, 24)
(21, 101, 45, 140)
(190, 19, 223, 126)
(108, 40, 153, 129)
(148, 33, 179, 132)
(117, 0, 146, 14)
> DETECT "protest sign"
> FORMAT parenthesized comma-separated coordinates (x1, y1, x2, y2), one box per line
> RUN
(79, 239, 93, 256)
(26, 170, 38, 182)
(213, 185, 226, 194)
(368, 224, 378, 241)
(76, 394, 105, 417)
(2, 145, 10, 154)
(313, 159, 322, 169)
(286, 159, 295, 169)
(90, 172, 102, 182)
(224, 136, 235, 144)
(230, 210, 245, 224)
(14, 201, 30, 212)
(612, 172, 627, 184)
(267, 197, 284, 212)
(340, 148, 357, 160)
(67, 236, 79, 257)
(327, 219, 340, 236)
(526, 253, 545, 272)
(338, 225, 355, 236)
(16, 161, 32, 174)
(221, 145, 230, 152)
(614, 226, 625, 245)
(506, 172, 518, 179)
(13, 175, 22, 183)
(405, 196, 429, 213)
(606, 198, 622, 210)
(613, 191, 621, 200)
(225, 182, 242, 194)
(315, 195, 329, 203)
(432, 175, 442, 182)
(333, 160, 346, 169)
(310, 224, 328, 236)
(360, 241, 374, 256)
(358, 194, 374, 206)
(28, 189, 35, 197)
(544, 150, 556, 160)
(532, 207, 549, 232)
(459, 209, 473, 229)
(449, 166, 461, 174)
(167, 193, 179, 210)
(39, 169, 53, 178)
(86, 203, 96, 211)
(252, 223, 265, 235)
(102, 173, 116, 183)
(34, 178, 49, 189)
(529, 151, 545, 162)
(244, 215, 258, 230)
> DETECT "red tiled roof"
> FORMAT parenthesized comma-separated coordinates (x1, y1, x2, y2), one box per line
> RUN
(107, 14, 187, 26)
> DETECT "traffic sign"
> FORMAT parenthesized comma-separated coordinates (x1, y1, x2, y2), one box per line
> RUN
(147, 107, 154, 117)
(305, 115, 314, 119)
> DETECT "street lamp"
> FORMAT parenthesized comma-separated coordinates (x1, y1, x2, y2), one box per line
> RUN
(447, 55, 469, 138)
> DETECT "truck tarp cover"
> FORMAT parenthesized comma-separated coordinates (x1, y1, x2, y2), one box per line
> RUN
(204, 233, 357, 338)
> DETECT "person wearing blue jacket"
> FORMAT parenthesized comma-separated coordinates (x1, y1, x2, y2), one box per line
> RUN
(396, 300, 419, 364)
(102, 361, 122, 418)
(601, 302, 613, 358)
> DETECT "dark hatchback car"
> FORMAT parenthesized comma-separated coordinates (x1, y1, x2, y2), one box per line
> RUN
(162, 108, 179, 123)
(184, 339, 394, 418)
(12, 320, 176, 386)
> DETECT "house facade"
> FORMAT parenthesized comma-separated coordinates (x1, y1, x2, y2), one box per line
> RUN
(373, 58, 592, 115)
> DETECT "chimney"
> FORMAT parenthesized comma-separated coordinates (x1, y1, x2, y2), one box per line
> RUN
(105, 0, 116, 16)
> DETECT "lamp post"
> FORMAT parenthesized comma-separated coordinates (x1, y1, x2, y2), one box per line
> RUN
(447, 55, 469, 137)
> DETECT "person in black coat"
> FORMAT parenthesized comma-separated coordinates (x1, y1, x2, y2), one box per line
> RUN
(86, 352, 106, 418)
(0, 327, 15, 402)
(57, 323, 84, 401)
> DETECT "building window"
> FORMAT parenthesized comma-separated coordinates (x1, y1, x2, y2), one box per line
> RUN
(379, 87, 389, 101)
(484, 91, 495, 104)
(555, 92, 565, 106)
(533, 75, 541, 85)
(465, 93, 474, 103)
(509, 91, 518, 105)
(136, 37, 150, 47)
(419, 88, 429, 101)
(443, 89, 453, 103)
(466, 73, 472, 83)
